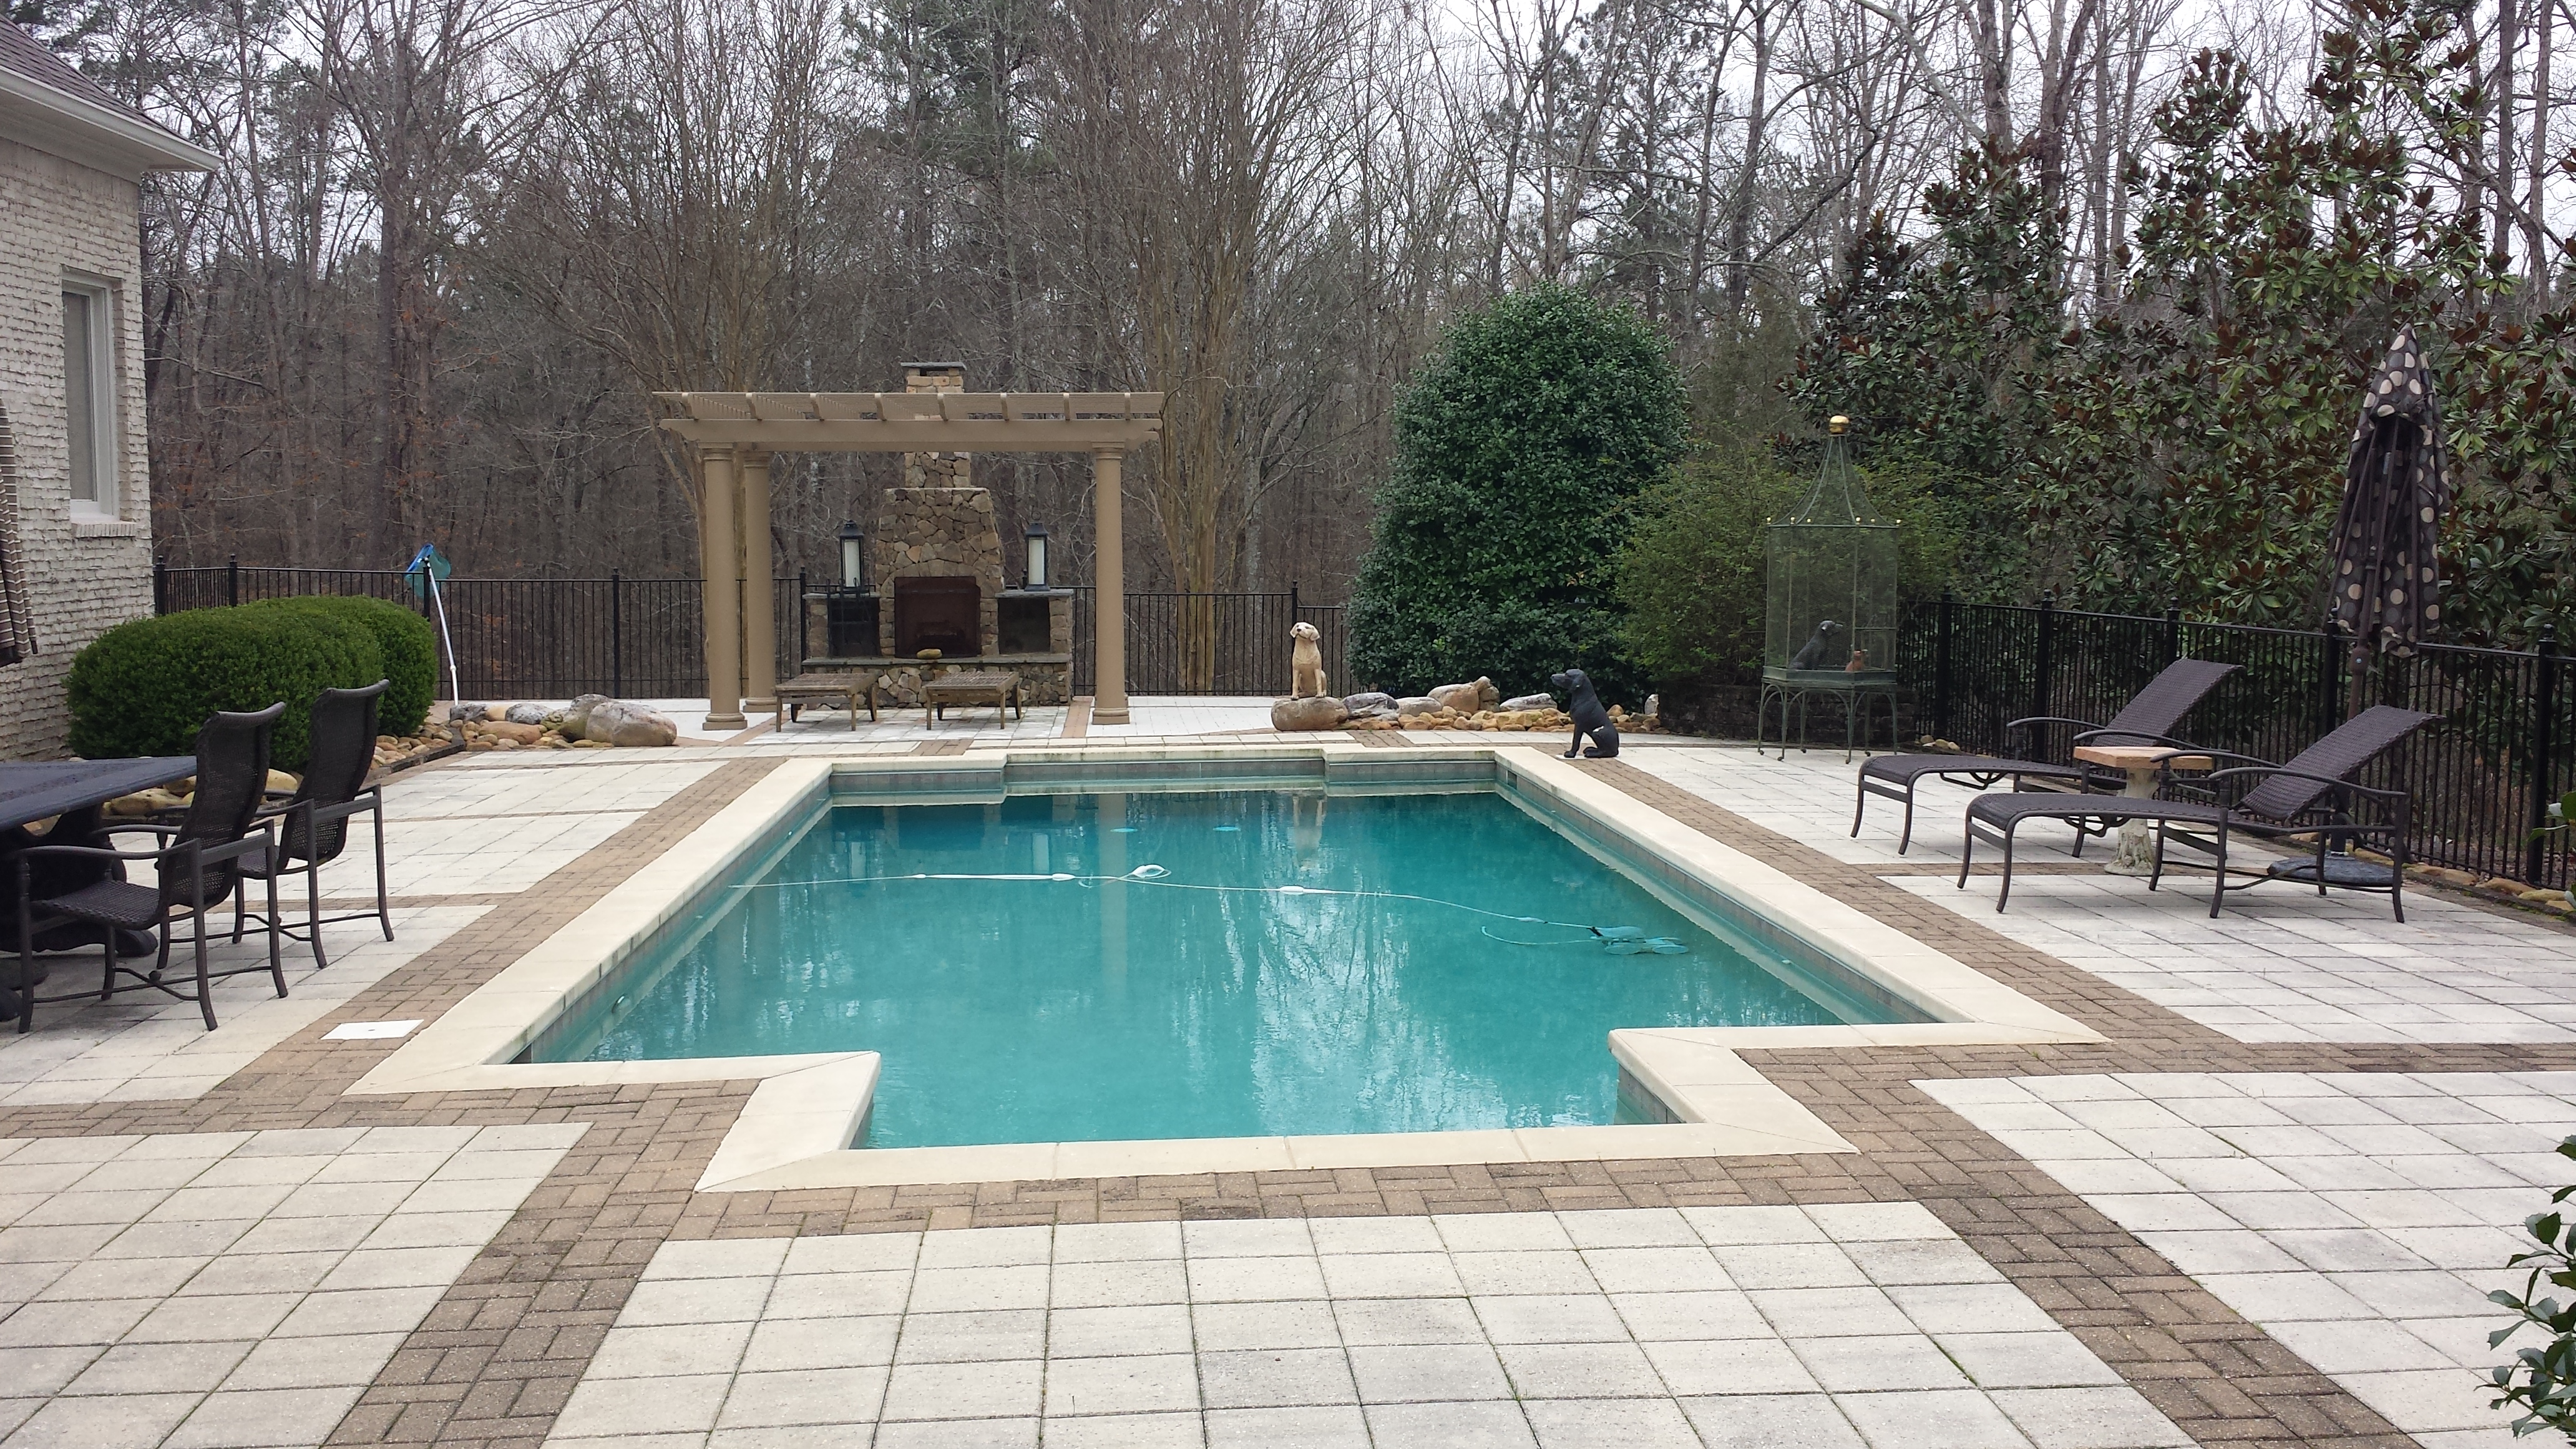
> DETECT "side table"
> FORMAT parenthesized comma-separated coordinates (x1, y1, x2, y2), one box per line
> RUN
(1757, 670, 1900, 763)
(2070, 743, 2212, 875)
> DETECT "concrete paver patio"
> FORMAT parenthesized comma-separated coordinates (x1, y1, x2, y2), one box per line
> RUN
(0, 1124, 579, 1449)
(546, 1205, 2188, 1449)
(2, 724, 2574, 1447)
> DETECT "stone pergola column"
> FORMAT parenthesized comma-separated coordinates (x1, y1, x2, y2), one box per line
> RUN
(700, 445, 747, 731)
(741, 449, 777, 715)
(1093, 444, 1128, 724)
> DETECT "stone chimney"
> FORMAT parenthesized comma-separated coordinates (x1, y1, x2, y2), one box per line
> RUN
(902, 362, 968, 486)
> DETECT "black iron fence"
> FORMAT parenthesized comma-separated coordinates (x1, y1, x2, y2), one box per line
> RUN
(155, 562, 1350, 703)
(1904, 594, 2575, 889)
(158, 564, 723, 699)
(1069, 588, 1348, 696)
(157, 561, 2574, 884)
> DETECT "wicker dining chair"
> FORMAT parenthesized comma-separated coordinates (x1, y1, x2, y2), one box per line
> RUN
(232, 681, 393, 969)
(10, 704, 288, 1031)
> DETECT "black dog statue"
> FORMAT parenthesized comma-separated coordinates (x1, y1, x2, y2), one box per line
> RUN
(1787, 619, 1842, 671)
(1551, 668, 1619, 758)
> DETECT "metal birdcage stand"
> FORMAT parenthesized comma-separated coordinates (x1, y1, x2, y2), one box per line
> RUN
(1757, 416, 1902, 761)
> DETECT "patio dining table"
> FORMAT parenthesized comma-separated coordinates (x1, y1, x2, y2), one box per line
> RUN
(2, 758, 197, 1005)
(0, 758, 197, 832)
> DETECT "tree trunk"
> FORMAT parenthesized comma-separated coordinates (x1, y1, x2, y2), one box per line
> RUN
(1974, 0, 2010, 145)
(1725, 9, 1770, 324)
(2532, 0, 2552, 298)
(2499, 0, 2519, 263)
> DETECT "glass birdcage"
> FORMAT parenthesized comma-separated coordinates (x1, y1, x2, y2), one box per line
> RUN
(1765, 416, 1899, 683)
(1759, 416, 1900, 758)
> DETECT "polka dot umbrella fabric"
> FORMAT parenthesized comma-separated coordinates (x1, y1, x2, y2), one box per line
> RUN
(2329, 326, 2451, 653)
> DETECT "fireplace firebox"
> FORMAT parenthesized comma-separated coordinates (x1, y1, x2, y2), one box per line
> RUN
(890, 576, 982, 656)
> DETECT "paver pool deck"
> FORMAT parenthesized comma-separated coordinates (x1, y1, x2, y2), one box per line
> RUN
(6, 701, 2576, 1448)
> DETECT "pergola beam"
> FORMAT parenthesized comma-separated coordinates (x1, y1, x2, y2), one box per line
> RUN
(656, 390, 1161, 729)
(661, 421, 1162, 449)
(655, 391, 1164, 451)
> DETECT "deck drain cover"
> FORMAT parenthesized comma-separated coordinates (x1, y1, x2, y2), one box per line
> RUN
(324, 1020, 422, 1040)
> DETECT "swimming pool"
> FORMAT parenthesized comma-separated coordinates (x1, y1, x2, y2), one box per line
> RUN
(536, 787, 1902, 1147)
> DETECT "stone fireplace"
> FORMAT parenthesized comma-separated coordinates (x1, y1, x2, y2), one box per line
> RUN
(876, 482, 1005, 655)
(800, 363, 1075, 703)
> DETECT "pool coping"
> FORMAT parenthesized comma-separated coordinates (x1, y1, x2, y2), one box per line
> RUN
(348, 743, 2100, 1190)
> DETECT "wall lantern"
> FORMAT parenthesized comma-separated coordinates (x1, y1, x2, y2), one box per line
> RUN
(838, 520, 866, 590)
(1024, 521, 1051, 590)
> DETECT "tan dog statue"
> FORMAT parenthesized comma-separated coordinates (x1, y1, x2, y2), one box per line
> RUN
(1290, 621, 1329, 698)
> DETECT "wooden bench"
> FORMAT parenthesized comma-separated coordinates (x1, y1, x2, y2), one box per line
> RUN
(774, 673, 880, 729)
(922, 671, 1022, 729)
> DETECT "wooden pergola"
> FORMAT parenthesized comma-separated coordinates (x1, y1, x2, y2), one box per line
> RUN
(656, 390, 1165, 729)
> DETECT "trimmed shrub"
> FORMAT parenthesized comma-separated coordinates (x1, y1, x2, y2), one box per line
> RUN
(1349, 284, 1685, 701)
(255, 597, 436, 737)
(67, 605, 385, 771)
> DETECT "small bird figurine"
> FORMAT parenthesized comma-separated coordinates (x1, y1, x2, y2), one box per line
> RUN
(1788, 620, 1842, 671)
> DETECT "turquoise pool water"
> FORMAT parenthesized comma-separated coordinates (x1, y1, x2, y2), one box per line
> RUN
(539, 789, 1885, 1146)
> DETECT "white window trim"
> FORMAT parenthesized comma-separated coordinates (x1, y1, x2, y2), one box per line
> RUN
(62, 276, 119, 519)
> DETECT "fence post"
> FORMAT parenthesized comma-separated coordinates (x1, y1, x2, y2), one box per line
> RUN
(2529, 623, 2561, 887)
(152, 556, 167, 616)
(2320, 614, 2345, 738)
(796, 570, 808, 671)
(1933, 590, 1954, 744)
(2164, 604, 2181, 665)
(2032, 590, 2056, 726)
(610, 570, 623, 698)
(226, 555, 239, 608)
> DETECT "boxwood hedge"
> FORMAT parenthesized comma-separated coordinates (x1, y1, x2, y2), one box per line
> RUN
(66, 597, 436, 771)
(255, 597, 436, 737)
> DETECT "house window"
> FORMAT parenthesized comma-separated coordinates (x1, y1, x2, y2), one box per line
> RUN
(61, 281, 116, 515)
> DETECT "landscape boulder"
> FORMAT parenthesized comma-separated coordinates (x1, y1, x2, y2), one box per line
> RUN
(1270, 695, 1350, 731)
(1426, 678, 1496, 713)
(1396, 696, 1442, 718)
(504, 703, 550, 725)
(1344, 691, 1395, 715)
(557, 694, 610, 736)
(447, 702, 489, 724)
(585, 700, 679, 747)
(1500, 692, 1553, 712)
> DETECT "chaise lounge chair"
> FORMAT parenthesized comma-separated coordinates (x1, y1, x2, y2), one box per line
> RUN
(1852, 657, 2240, 852)
(1956, 704, 2439, 917)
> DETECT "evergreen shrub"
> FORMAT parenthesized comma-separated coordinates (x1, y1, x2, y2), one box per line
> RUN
(65, 598, 419, 771)
(255, 597, 436, 737)
(1349, 284, 1685, 700)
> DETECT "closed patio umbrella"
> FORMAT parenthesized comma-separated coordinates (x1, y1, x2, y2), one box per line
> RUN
(2329, 326, 2452, 714)
(0, 406, 33, 666)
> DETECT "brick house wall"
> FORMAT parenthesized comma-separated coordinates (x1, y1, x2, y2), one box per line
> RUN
(0, 132, 155, 759)
(0, 22, 211, 760)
